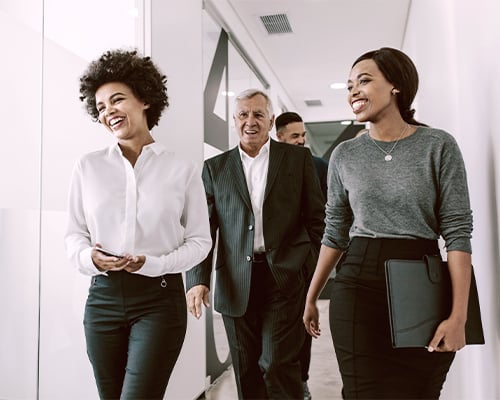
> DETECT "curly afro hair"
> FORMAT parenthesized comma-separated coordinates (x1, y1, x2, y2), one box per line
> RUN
(79, 48, 168, 130)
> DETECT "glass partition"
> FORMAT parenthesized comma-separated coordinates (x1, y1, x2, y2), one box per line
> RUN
(0, 1, 43, 399)
(0, 1, 145, 398)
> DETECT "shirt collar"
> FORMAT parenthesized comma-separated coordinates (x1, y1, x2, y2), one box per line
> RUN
(238, 137, 270, 161)
(107, 141, 165, 157)
(144, 141, 165, 155)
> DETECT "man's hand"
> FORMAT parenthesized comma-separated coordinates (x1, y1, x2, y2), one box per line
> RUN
(186, 285, 210, 319)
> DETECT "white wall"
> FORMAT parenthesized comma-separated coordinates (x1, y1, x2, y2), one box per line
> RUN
(404, 0, 500, 398)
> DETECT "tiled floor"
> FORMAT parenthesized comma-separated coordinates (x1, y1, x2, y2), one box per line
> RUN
(203, 300, 344, 399)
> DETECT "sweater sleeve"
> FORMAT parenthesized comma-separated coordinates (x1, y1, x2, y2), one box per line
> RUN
(321, 149, 353, 250)
(437, 134, 473, 253)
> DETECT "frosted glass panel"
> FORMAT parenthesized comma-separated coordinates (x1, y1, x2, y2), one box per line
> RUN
(0, 2, 42, 399)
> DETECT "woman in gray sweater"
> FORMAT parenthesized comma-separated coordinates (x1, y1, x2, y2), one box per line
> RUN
(303, 47, 473, 399)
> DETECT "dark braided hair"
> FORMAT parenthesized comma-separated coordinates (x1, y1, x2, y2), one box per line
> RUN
(79, 49, 168, 130)
(352, 47, 427, 127)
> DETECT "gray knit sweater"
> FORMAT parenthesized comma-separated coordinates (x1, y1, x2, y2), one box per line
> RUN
(322, 126, 473, 253)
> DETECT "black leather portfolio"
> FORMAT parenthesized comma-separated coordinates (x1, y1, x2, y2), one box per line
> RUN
(385, 255, 485, 348)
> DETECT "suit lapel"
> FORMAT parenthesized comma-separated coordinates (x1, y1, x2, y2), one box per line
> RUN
(265, 140, 285, 201)
(228, 148, 252, 210)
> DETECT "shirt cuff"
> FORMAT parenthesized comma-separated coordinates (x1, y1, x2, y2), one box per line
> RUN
(79, 247, 107, 276)
(133, 255, 163, 277)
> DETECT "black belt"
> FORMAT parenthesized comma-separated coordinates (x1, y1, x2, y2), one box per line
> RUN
(252, 253, 267, 263)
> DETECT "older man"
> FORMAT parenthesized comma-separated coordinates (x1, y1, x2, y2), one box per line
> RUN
(186, 89, 325, 399)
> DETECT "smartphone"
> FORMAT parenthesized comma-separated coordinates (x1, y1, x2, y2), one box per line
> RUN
(95, 247, 124, 258)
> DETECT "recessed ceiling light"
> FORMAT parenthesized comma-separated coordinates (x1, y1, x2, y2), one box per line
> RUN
(330, 83, 346, 90)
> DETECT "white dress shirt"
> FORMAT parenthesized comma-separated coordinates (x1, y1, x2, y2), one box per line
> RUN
(239, 139, 270, 253)
(65, 142, 212, 277)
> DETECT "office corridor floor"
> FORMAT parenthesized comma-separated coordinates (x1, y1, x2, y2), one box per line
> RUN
(202, 300, 344, 400)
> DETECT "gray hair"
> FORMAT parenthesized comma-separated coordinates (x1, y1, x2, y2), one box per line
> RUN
(235, 88, 274, 116)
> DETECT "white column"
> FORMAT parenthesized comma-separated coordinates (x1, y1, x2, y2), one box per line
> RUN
(150, 1, 207, 399)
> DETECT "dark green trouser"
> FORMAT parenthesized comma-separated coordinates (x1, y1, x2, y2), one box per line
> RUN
(84, 271, 187, 400)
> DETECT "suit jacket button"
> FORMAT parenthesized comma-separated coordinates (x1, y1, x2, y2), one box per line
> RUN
(248, 225, 254, 230)
(246, 255, 252, 262)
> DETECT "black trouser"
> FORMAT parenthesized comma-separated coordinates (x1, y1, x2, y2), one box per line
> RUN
(299, 329, 312, 382)
(84, 271, 187, 400)
(299, 273, 313, 382)
(330, 237, 455, 399)
(222, 258, 305, 399)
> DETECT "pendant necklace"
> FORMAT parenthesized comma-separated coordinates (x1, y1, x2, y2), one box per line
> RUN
(368, 124, 409, 161)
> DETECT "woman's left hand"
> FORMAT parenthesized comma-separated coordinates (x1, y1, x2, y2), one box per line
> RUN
(303, 300, 321, 338)
(122, 254, 146, 273)
(427, 318, 466, 352)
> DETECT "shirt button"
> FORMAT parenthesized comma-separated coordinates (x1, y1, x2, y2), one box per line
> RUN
(248, 225, 254, 231)
(246, 255, 252, 262)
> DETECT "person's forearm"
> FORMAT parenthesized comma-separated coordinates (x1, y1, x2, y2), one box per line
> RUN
(306, 245, 344, 302)
(446, 250, 472, 323)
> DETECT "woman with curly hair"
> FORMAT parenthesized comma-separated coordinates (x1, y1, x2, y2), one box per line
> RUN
(65, 49, 211, 399)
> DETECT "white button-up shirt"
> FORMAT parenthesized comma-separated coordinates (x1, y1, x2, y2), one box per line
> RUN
(239, 139, 270, 253)
(65, 142, 211, 277)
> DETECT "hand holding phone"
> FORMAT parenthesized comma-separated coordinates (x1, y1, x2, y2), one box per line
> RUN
(95, 247, 124, 258)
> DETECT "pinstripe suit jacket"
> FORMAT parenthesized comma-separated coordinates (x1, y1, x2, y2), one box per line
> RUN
(186, 139, 325, 317)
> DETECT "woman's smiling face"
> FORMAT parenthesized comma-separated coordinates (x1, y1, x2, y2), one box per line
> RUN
(347, 59, 397, 123)
(95, 82, 150, 140)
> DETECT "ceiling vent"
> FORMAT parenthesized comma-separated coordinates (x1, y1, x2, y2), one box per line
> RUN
(259, 13, 293, 34)
(305, 99, 323, 107)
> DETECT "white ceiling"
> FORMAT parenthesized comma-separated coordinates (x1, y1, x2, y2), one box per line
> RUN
(223, 0, 411, 123)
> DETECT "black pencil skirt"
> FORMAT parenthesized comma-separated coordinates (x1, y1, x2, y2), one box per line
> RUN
(329, 237, 455, 399)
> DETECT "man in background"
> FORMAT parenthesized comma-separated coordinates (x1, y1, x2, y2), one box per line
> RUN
(276, 112, 328, 199)
(275, 111, 327, 400)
